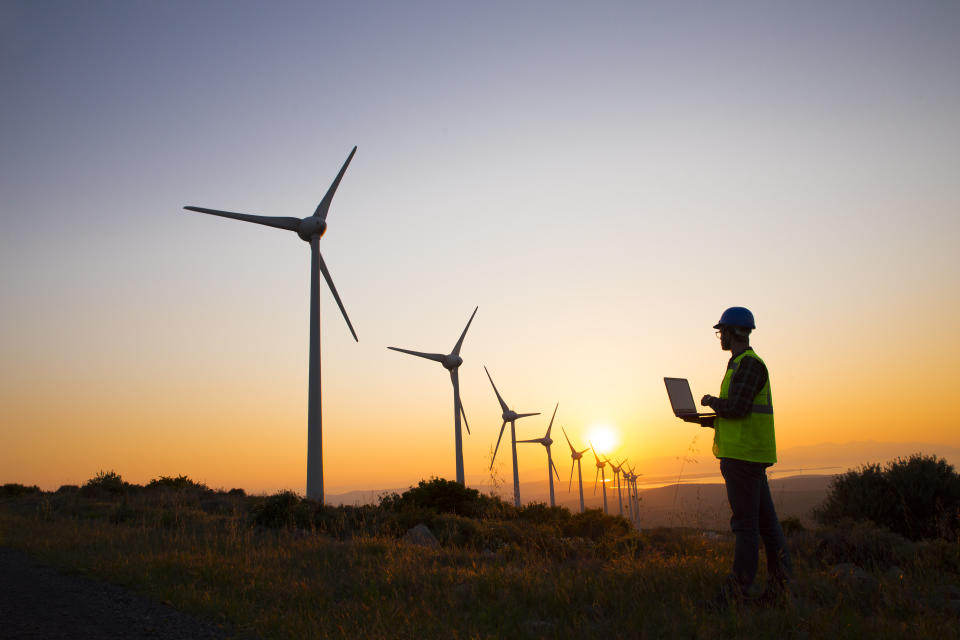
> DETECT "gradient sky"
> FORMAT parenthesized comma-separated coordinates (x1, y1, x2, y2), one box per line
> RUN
(2, 1, 958, 495)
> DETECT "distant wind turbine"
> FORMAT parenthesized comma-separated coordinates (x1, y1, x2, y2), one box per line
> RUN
(591, 443, 609, 515)
(562, 427, 589, 513)
(486, 366, 539, 507)
(606, 457, 625, 516)
(516, 403, 561, 507)
(182, 147, 358, 504)
(387, 306, 478, 485)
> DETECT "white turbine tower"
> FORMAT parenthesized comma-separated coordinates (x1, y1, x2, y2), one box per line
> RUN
(562, 427, 589, 513)
(486, 366, 539, 507)
(387, 306, 478, 485)
(516, 403, 561, 507)
(591, 443, 609, 514)
(182, 147, 358, 504)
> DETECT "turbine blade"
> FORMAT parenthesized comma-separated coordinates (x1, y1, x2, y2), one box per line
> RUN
(451, 369, 470, 436)
(388, 347, 446, 363)
(545, 403, 558, 438)
(490, 421, 507, 469)
(483, 366, 510, 413)
(562, 427, 576, 454)
(451, 306, 478, 356)
(183, 207, 301, 232)
(552, 459, 561, 482)
(314, 242, 358, 341)
(568, 463, 574, 491)
(313, 146, 357, 220)
(516, 438, 541, 444)
(594, 467, 599, 494)
(515, 412, 540, 419)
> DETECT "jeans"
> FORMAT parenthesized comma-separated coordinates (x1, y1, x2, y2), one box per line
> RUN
(719, 457, 792, 594)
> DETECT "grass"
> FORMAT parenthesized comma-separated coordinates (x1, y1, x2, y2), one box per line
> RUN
(1, 481, 958, 639)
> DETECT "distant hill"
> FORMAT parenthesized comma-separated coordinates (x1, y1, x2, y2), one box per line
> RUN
(326, 441, 960, 528)
(327, 474, 835, 530)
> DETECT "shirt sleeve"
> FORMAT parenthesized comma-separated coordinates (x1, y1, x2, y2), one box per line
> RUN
(709, 355, 768, 418)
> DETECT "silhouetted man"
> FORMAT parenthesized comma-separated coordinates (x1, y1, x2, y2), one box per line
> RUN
(688, 306, 791, 607)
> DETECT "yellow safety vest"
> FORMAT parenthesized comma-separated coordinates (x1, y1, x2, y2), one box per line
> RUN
(712, 349, 776, 463)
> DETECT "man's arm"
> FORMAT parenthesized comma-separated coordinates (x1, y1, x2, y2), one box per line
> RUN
(701, 356, 768, 418)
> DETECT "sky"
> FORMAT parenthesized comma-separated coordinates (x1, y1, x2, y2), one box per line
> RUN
(2, 1, 958, 497)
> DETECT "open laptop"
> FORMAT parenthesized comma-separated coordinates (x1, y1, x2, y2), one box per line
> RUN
(664, 377, 716, 419)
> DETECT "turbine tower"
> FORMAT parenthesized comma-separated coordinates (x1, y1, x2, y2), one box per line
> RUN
(562, 427, 589, 513)
(516, 403, 561, 507)
(486, 366, 539, 507)
(183, 147, 358, 504)
(591, 443, 609, 514)
(387, 307, 478, 484)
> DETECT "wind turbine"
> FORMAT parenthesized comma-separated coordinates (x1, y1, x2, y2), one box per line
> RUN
(562, 427, 589, 513)
(591, 443, 609, 514)
(182, 147, 358, 504)
(387, 307, 478, 485)
(486, 366, 539, 507)
(626, 462, 643, 529)
(516, 403, 561, 507)
(606, 457, 625, 516)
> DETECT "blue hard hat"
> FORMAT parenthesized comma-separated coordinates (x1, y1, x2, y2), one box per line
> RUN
(714, 307, 756, 330)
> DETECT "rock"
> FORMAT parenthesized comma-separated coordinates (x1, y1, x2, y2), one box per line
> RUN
(402, 524, 439, 548)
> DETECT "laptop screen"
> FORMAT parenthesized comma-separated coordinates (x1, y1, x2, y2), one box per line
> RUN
(664, 377, 697, 415)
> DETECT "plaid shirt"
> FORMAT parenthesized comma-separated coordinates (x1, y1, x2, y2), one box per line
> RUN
(706, 348, 769, 419)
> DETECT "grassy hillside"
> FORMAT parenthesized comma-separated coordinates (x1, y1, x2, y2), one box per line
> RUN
(1, 477, 958, 639)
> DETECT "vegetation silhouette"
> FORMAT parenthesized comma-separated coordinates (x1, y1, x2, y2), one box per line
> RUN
(814, 453, 960, 540)
(3, 467, 960, 638)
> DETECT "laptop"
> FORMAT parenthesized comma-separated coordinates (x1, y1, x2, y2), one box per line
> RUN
(664, 377, 716, 419)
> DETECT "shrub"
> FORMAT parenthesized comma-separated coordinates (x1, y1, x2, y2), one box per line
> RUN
(814, 454, 960, 540)
(812, 519, 915, 570)
(1, 483, 41, 497)
(251, 491, 312, 529)
(82, 470, 128, 497)
(146, 475, 209, 492)
(562, 508, 631, 541)
(380, 477, 503, 518)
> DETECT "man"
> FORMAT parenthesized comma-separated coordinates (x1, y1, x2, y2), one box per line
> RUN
(686, 306, 791, 607)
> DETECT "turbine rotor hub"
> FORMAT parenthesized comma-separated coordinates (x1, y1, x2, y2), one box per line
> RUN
(504, 410, 518, 422)
(442, 354, 463, 370)
(297, 217, 328, 241)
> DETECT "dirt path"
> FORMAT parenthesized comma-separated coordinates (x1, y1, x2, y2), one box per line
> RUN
(0, 547, 241, 639)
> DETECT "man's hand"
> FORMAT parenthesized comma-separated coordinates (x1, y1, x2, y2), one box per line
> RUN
(701, 394, 716, 407)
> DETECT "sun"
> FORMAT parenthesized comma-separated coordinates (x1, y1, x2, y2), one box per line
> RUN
(586, 423, 619, 455)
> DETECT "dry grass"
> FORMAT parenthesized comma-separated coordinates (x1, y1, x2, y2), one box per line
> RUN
(1, 487, 958, 639)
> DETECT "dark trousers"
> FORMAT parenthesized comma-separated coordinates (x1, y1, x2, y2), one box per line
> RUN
(719, 457, 792, 594)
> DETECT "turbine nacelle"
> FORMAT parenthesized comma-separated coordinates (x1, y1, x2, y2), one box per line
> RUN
(442, 354, 463, 370)
(297, 217, 327, 241)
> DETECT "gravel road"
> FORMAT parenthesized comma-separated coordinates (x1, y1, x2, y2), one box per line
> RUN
(0, 547, 242, 640)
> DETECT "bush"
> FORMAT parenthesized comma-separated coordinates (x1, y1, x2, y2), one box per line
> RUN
(1, 483, 41, 497)
(814, 454, 960, 540)
(812, 519, 916, 570)
(251, 491, 313, 529)
(146, 475, 209, 492)
(380, 477, 504, 518)
(82, 470, 128, 497)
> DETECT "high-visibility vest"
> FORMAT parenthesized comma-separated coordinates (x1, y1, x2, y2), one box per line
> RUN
(712, 349, 776, 463)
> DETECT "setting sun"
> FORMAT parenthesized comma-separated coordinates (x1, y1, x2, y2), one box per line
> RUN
(587, 423, 619, 456)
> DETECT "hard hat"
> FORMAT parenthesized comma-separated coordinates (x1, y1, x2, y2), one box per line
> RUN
(713, 306, 755, 330)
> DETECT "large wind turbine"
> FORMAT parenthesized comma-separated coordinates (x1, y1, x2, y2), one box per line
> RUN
(486, 366, 539, 507)
(516, 403, 561, 507)
(182, 147, 358, 504)
(562, 427, 589, 513)
(387, 307, 478, 485)
(591, 444, 609, 514)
